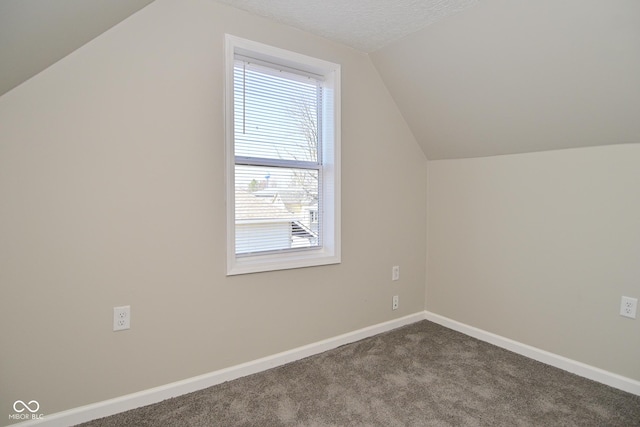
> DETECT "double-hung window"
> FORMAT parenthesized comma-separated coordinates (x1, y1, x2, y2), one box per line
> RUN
(225, 35, 341, 275)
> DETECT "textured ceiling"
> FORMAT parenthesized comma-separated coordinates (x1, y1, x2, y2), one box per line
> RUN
(214, 0, 478, 52)
(0, 0, 155, 97)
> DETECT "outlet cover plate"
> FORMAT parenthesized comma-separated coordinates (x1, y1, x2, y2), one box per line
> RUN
(620, 296, 637, 319)
(113, 305, 131, 331)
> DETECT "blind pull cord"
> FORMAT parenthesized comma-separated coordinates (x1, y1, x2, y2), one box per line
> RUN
(242, 62, 247, 135)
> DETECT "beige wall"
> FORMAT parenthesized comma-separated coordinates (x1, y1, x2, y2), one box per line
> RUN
(427, 144, 640, 381)
(0, 0, 426, 421)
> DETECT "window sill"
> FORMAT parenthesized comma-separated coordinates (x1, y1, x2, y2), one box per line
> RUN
(227, 248, 340, 276)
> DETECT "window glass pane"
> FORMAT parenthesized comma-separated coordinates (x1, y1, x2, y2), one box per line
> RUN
(235, 165, 320, 255)
(234, 60, 320, 163)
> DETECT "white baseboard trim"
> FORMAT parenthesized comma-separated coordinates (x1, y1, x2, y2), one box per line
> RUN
(16, 312, 425, 427)
(423, 310, 640, 396)
(16, 310, 639, 426)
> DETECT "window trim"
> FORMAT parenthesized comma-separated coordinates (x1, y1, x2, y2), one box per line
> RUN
(225, 34, 341, 276)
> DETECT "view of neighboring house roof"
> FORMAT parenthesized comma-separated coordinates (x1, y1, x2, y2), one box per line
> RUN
(236, 189, 318, 241)
(235, 190, 295, 223)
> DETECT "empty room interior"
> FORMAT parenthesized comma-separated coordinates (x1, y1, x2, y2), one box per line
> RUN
(1, 0, 639, 425)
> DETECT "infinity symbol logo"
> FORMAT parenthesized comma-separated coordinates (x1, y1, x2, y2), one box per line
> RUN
(13, 400, 40, 413)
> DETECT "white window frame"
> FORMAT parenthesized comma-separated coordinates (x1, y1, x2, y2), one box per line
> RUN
(225, 35, 341, 276)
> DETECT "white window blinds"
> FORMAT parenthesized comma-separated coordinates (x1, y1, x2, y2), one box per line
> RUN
(233, 57, 323, 256)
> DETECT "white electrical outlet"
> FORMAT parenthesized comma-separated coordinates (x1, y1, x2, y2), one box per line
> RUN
(620, 296, 637, 319)
(392, 295, 399, 310)
(392, 266, 400, 281)
(113, 305, 131, 331)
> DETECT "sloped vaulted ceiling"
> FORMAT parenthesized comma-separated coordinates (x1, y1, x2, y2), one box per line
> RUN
(1, 0, 638, 159)
(370, 0, 640, 159)
(0, 0, 155, 98)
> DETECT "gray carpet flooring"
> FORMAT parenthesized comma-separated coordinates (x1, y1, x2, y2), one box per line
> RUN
(79, 321, 640, 426)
